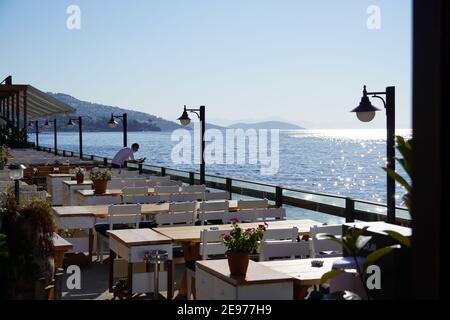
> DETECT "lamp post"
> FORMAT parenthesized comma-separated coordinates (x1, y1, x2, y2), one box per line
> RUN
(177, 105, 206, 185)
(67, 116, 84, 159)
(43, 119, 58, 155)
(27, 120, 39, 148)
(9, 164, 25, 203)
(351, 85, 396, 223)
(108, 113, 128, 147)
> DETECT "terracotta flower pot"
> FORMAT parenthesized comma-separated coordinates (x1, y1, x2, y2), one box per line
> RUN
(226, 251, 250, 276)
(92, 180, 108, 194)
(76, 175, 84, 184)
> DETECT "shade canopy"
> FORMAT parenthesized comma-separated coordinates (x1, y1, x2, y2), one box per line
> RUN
(0, 84, 75, 118)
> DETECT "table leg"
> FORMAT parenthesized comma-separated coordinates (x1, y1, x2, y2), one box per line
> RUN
(127, 262, 133, 300)
(177, 242, 201, 297)
(88, 229, 94, 263)
(167, 260, 173, 300)
(109, 250, 116, 293)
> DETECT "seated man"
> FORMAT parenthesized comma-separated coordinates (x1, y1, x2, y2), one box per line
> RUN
(111, 143, 145, 168)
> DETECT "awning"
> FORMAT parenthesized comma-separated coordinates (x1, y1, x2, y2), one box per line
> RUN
(0, 84, 75, 118)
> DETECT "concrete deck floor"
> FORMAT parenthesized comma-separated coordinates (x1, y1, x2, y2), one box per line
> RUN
(61, 255, 185, 300)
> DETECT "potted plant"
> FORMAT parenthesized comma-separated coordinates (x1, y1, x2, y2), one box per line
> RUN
(222, 219, 266, 276)
(0, 194, 56, 300)
(74, 167, 85, 184)
(89, 170, 112, 194)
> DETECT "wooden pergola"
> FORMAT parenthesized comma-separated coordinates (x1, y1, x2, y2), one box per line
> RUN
(0, 75, 75, 133)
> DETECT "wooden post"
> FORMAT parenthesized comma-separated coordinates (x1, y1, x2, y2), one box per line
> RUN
(226, 177, 232, 200)
(275, 186, 283, 208)
(345, 198, 355, 223)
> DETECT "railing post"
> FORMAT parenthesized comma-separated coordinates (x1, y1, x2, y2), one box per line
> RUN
(63, 150, 66, 157)
(103, 158, 108, 166)
(345, 198, 355, 223)
(123, 161, 128, 168)
(161, 167, 166, 177)
(90, 155, 94, 161)
(275, 186, 283, 208)
(226, 178, 232, 200)
(71, 151, 74, 157)
(139, 163, 143, 175)
(189, 172, 195, 185)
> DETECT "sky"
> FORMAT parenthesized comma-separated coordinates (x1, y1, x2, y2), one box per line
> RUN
(0, 0, 412, 129)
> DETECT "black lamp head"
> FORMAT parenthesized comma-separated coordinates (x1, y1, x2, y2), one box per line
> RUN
(178, 105, 191, 126)
(351, 85, 381, 122)
(108, 114, 118, 128)
(67, 118, 75, 128)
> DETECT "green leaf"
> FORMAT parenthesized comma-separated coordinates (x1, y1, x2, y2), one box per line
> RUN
(383, 167, 412, 192)
(320, 269, 345, 284)
(363, 245, 400, 268)
(384, 230, 411, 248)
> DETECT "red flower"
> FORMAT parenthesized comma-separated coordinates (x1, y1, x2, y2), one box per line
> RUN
(258, 224, 266, 231)
(223, 234, 231, 241)
(230, 218, 239, 223)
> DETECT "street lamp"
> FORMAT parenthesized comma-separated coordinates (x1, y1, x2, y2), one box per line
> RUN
(351, 85, 396, 223)
(67, 116, 84, 159)
(9, 164, 26, 202)
(178, 105, 206, 185)
(107, 113, 128, 147)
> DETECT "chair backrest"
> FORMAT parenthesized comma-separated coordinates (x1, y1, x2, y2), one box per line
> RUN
(259, 241, 310, 261)
(204, 191, 230, 201)
(255, 208, 286, 221)
(169, 193, 201, 202)
(155, 185, 180, 194)
(126, 178, 148, 187)
(122, 195, 160, 204)
(309, 224, 343, 258)
(199, 201, 229, 225)
(200, 229, 228, 260)
(181, 185, 206, 193)
(108, 178, 125, 189)
(263, 227, 298, 241)
(108, 204, 141, 229)
(122, 187, 148, 196)
(86, 196, 123, 206)
(222, 210, 258, 224)
(155, 201, 196, 226)
(237, 199, 269, 210)
(159, 180, 183, 187)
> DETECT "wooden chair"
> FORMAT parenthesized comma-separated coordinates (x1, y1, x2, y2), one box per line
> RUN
(199, 201, 229, 225)
(155, 202, 196, 227)
(222, 209, 258, 223)
(169, 193, 202, 202)
(95, 204, 142, 262)
(237, 198, 269, 210)
(309, 225, 343, 258)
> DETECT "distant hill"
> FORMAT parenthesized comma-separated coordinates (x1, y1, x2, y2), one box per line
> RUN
(34, 93, 182, 132)
(227, 121, 304, 130)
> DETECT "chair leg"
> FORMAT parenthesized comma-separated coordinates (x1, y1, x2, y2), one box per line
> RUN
(100, 237, 104, 264)
(186, 269, 192, 300)
(96, 234, 101, 262)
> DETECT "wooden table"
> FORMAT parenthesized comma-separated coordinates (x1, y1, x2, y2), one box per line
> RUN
(53, 233, 73, 270)
(52, 200, 239, 260)
(260, 257, 343, 299)
(196, 260, 294, 300)
(107, 229, 174, 299)
(154, 219, 320, 244)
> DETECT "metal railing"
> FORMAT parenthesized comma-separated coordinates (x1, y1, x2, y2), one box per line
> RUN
(32, 144, 411, 227)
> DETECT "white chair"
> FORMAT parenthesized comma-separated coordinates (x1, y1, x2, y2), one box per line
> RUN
(259, 241, 310, 261)
(254, 208, 286, 221)
(159, 180, 183, 187)
(169, 193, 202, 202)
(237, 199, 269, 210)
(309, 225, 343, 258)
(222, 210, 258, 223)
(199, 201, 229, 225)
(108, 178, 125, 189)
(96, 204, 142, 263)
(263, 227, 299, 241)
(148, 176, 171, 182)
(155, 202, 196, 227)
(126, 178, 148, 187)
(155, 185, 180, 201)
(204, 191, 230, 201)
(122, 187, 148, 203)
(84, 196, 122, 206)
(124, 195, 160, 204)
(187, 229, 228, 299)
